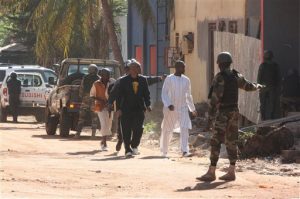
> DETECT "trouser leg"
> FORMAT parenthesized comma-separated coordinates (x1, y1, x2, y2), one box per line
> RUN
(76, 108, 87, 134)
(116, 118, 123, 151)
(131, 112, 145, 149)
(225, 112, 239, 166)
(160, 128, 173, 154)
(91, 111, 98, 136)
(9, 98, 19, 122)
(120, 114, 133, 153)
(180, 128, 189, 153)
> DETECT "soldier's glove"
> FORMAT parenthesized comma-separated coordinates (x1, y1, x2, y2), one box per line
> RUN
(256, 84, 266, 90)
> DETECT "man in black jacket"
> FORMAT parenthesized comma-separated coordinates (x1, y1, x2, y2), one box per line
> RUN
(7, 72, 21, 123)
(109, 60, 151, 157)
(113, 59, 166, 154)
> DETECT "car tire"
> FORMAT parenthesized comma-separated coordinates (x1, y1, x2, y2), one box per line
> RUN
(45, 108, 58, 135)
(0, 105, 8, 122)
(35, 108, 46, 123)
(59, 108, 70, 137)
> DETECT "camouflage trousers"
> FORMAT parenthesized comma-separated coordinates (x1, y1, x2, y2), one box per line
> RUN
(210, 109, 239, 166)
(76, 95, 99, 133)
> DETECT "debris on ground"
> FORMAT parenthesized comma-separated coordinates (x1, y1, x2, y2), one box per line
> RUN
(239, 126, 294, 159)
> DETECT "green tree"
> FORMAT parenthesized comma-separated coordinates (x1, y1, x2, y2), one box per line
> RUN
(0, 0, 126, 66)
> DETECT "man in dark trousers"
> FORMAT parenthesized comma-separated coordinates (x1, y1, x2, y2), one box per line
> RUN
(108, 60, 151, 157)
(7, 72, 21, 123)
(113, 59, 165, 154)
(257, 50, 281, 120)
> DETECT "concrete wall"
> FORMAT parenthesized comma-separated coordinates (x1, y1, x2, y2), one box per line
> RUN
(264, 0, 300, 76)
(170, 0, 246, 103)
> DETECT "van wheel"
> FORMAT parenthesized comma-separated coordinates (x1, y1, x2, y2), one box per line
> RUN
(35, 108, 46, 123)
(59, 108, 70, 137)
(0, 105, 7, 122)
(45, 108, 58, 135)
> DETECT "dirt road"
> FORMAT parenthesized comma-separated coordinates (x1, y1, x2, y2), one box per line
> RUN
(1, 117, 299, 198)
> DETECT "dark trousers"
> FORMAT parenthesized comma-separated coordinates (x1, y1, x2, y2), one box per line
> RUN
(117, 118, 123, 141)
(9, 97, 19, 122)
(120, 111, 145, 153)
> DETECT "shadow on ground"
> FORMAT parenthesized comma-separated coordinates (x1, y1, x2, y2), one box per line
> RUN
(66, 150, 101, 155)
(176, 181, 229, 192)
(139, 156, 167, 160)
(31, 134, 102, 141)
(91, 156, 134, 161)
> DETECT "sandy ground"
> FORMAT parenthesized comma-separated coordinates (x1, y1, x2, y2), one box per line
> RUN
(0, 116, 300, 199)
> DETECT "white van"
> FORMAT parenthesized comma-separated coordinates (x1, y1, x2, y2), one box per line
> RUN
(0, 68, 57, 122)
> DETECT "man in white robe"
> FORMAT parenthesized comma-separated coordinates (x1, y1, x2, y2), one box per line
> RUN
(160, 61, 197, 157)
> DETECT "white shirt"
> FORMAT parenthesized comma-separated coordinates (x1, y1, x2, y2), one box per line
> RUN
(162, 74, 195, 112)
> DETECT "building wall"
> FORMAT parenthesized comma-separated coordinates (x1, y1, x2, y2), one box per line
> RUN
(170, 0, 246, 103)
(127, 0, 170, 102)
(264, 0, 300, 76)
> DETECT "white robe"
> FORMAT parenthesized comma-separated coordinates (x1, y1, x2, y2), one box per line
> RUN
(161, 74, 196, 132)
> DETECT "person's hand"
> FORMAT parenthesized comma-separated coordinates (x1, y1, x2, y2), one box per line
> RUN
(168, 105, 175, 111)
(146, 106, 152, 112)
(256, 84, 266, 90)
(192, 111, 198, 117)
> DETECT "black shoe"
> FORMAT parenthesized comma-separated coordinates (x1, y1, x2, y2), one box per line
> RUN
(116, 140, 122, 152)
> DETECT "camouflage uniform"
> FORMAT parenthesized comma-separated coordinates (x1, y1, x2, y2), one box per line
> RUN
(76, 69, 100, 136)
(209, 69, 258, 166)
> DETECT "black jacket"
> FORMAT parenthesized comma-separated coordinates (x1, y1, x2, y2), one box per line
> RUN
(109, 75, 150, 113)
(7, 78, 21, 97)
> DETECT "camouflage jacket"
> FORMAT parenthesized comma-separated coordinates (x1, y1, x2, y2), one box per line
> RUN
(208, 69, 258, 122)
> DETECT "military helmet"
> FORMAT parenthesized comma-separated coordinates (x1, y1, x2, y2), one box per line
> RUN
(10, 72, 17, 78)
(263, 50, 273, 60)
(217, 52, 233, 64)
(88, 64, 98, 74)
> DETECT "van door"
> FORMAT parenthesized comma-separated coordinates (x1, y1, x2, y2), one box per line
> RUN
(18, 73, 46, 107)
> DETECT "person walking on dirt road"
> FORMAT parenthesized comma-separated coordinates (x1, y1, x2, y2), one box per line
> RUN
(197, 52, 263, 182)
(108, 60, 151, 158)
(90, 68, 115, 151)
(112, 59, 166, 155)
(160, 60, 197, 158)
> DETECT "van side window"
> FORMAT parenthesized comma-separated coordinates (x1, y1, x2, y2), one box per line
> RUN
(18, 74, 42, 87)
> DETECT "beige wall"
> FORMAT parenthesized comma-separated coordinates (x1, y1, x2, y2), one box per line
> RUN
(170, 0, 246, 102)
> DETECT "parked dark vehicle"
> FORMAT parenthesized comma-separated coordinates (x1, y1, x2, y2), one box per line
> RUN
(45, 58, 120, 137)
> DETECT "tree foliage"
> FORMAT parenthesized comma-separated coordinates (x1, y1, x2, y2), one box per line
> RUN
(0, 0, 126, 65)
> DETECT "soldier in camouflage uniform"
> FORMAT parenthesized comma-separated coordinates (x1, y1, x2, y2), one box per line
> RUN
(197, 52, 263, 182)
(257, 50, 281, 120)
(75, 64, 100, 138)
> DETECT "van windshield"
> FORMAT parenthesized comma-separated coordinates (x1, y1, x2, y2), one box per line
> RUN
(67, 64, 116, 77)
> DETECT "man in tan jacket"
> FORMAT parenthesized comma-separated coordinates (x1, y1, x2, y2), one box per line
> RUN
(90, 68, 115, 151)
